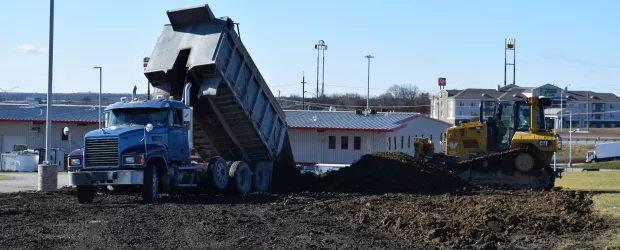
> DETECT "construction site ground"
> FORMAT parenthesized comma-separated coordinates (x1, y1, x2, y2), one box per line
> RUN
(1, 152, 618, 250)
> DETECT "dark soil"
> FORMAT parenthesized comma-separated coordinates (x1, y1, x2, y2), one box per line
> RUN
(0, 190, 613, 250)
(0, 152, 615, 249)
(272, 152, 476, 194)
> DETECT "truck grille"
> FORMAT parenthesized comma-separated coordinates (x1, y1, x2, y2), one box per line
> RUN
(85, 137, 119, 167)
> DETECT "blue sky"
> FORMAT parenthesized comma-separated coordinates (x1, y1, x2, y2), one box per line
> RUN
(0, 0, 618, 97)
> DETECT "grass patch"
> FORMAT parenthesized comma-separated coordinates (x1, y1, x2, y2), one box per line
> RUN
(556, 172, 620, 191)
(556, 171, 620, 248)
(582, 161, 620, 170)
(0, 175, 12, 180)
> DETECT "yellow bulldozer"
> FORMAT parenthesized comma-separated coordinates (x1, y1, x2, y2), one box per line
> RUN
(415, 96, 562, 190)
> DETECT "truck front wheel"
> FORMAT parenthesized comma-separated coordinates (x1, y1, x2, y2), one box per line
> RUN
(142, 164, 159, 203)
(77, 185, 95, 203)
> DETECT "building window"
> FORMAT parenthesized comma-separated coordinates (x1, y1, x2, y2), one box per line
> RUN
(353, 136, 361, 150)
(341, 136, 349, 149)
(583, 104, 586, 108)
(430, 134, 433, 141)
(328, 136, 336, 149)
(459, 111, 462, 116)
(408, 136, 411, 148)
(611, 104, 615, 109)
(459, 101, 464, 106)
(401, 136, 404, 149)
(611, 113, 615, 119)
(61, 128, 68, 141)
(393, 137, 396, 150)
(388, 138, 391, 150)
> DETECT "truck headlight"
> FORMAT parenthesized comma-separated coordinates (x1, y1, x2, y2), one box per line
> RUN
(70, 158, 81, 166)
(123, 155, 143, 165)
(539, 140, 552, 147)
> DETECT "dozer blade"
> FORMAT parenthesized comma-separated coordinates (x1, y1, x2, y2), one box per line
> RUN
(432, 148, 557, 190)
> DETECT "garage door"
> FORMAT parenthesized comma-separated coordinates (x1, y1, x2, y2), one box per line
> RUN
(2, 136, 26, 153)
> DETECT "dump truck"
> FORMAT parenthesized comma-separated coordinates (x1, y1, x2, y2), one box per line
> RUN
(586, 141, 620, 163)
(68, 4, 295, 203)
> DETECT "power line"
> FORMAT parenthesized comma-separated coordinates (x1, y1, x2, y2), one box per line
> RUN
(278, 97, 431, 109)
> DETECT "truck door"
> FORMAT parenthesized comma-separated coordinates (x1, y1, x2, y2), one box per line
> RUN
(168, 107, 187, 161)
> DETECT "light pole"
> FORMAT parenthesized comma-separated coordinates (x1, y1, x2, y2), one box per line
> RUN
(365, 54, 374, 112)
(44, 0, 54, 165)
(314, 40, 327, 98)
(569, 110, 572, 167)
(93, 66, 102, 128)
(560, 84, 570, 131)
(39, 0, 57, 193)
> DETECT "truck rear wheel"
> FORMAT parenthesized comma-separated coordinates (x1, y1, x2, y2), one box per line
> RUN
(229, 161, 251, 193)
(208, 157, 229, 191)
(252, 164, 270, 192)
(77, 185, 95, 203)
(142, 164, 159, 203)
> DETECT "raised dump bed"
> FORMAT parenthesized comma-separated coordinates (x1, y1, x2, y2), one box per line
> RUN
(144, 4, 292, 166)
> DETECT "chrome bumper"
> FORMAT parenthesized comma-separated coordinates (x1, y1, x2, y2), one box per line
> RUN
(69, 170, 144, 186)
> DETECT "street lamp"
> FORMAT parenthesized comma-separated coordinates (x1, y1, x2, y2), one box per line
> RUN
(364, 54, 374, 112)
(93, 66, 102, 128)
(560, 84, 570, 131)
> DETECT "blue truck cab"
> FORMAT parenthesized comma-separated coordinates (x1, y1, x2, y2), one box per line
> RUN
(69, 96, 233, 203)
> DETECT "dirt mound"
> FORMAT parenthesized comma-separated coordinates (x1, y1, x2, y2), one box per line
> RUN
(272, 152, 475, 194)
(342, 190, 611, 249)
(319, 152, 475, 193)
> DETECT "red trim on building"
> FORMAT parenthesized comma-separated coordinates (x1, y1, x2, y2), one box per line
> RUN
(0, 118, 98, 124)
(288, 126, 397, 132)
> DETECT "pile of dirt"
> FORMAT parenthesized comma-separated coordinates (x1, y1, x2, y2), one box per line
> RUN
(338, 190, 611, 249)
(272, 152, 476, 194)
(319, 152, 476, 194)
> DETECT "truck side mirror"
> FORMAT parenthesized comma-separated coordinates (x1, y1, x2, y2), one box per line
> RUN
(183, 108, 192, 131)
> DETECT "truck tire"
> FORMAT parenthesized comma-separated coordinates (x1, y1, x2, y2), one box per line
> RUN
(229, 161, 251, 193)
(208, 157, 229, 191)
(252, 164, 270, 192)
(77, 185, 94, 203)
(142, 164, 159, 203)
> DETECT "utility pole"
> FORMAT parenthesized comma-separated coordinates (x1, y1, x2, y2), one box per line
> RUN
(278, 90, 281, 102)
(587, 91, 590, 131)
(321, 41, 327, 97)
(365, 54, 374, 112)
(301, 72, 306, 110)
(93, 66, 102, 129)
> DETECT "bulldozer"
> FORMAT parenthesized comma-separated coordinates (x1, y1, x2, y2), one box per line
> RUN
(416, 96, 562, 190)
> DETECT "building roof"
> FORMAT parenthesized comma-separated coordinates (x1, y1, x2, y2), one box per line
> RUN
(565, 91, 620, 102)
(0, 104, 101, 123)
(452, 88, 502, 100)
(284, 110, 449, 132)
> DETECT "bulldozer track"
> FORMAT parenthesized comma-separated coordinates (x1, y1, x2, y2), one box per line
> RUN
(444, 147, 556, 190)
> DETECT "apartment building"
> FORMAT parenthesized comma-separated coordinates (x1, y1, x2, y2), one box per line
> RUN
(430, 83, 620, 128)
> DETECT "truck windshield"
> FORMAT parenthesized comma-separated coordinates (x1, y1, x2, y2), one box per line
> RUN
(108, 108, 168, 128)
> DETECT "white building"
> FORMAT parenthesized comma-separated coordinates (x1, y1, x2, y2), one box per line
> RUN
(284, 110, 451, 165)
(0, 103, 101, 155)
